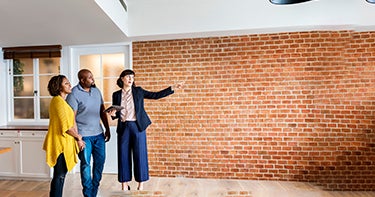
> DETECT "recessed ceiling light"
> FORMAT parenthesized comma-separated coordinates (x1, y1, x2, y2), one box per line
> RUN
(366, 0, 375, 4)
(269, 0, 313, 5)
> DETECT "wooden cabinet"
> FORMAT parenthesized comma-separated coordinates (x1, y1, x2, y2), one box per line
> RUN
(0, 129, 50, 179)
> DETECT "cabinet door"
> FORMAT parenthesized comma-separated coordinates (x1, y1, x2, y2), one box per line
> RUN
(19, 138, 50, 178)
(0, 138, 19, 176)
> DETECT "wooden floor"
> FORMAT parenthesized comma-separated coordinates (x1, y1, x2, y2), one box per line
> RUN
(0, 173, 374, 197)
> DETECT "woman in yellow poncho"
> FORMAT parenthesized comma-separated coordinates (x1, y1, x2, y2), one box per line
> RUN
(43, 75, 85, 197)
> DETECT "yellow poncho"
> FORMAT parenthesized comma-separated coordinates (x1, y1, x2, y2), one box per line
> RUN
(43, 96, 79, 171)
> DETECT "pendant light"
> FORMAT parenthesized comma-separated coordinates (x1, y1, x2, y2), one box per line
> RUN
(270, 0, 313, 5)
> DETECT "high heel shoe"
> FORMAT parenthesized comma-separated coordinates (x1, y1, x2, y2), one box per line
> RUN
(122, 183, 130, 191)
(137, 183, 143, 190)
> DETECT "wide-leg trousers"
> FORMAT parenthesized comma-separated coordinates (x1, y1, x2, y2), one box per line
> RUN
(117, 121, 149, 183)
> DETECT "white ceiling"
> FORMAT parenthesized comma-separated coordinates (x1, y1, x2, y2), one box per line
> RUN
(0, 0, 128, 47)
(1, 0, 375, 48)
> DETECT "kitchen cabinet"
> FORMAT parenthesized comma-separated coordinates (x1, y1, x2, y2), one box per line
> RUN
(0, 129, 50, 179)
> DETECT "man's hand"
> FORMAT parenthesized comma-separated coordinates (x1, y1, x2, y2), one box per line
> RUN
(77, 140, 85, 151)
(105, 130, 111, 142)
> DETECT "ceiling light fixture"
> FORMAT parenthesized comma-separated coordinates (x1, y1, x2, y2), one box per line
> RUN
(366, 0, 375, 3)
(269, 0, 313, 5)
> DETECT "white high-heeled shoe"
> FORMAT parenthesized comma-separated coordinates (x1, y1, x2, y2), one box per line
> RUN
(122, 183, 130, 191)
(137, 183, 143, 190)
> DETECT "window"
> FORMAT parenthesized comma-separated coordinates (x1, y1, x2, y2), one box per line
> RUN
(3, 45, 61, 125)
(10, 58, 60, 122)
(71, 45, 131, 126)
(79, 53, 125, 107)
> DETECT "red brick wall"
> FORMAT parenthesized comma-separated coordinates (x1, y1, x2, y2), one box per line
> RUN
(132, 31, 375, 191)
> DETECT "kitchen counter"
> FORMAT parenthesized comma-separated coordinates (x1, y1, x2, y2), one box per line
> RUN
(0, 127, 50, 178)
(0, 125, 48, 130)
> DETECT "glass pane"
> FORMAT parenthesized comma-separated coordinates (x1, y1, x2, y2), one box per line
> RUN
(13, 76, 34, 96)
(39, 58, 60, 74)
(39, 75, 53, 96)
(103, 78, 118, 102)
(13, 59, 33, 75)
(103, 53, 124, 77)
(80, 54, 101, 77)
(40, 98, 51, 119)
(94, 80, 103, 93)
(14, 98, 34, 119)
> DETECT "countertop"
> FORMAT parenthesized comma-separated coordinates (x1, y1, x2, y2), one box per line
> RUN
(0, 125, 48, 130)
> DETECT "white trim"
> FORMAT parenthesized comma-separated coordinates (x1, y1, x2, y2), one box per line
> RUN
(0, 52, 8, 125)
(6, 58, 56, 126)
(68, 43, 132, 85)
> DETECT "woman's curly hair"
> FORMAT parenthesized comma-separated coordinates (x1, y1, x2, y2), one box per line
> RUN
(48, 75, 67, 96)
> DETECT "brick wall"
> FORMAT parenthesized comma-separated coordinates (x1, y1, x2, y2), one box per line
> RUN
(132, 31, 375, 191)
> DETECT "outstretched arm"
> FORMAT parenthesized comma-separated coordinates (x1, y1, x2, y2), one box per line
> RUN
(144, 81, 184, 99)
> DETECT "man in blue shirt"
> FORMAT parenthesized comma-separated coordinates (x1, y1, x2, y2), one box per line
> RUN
(66, 69, 110, 197)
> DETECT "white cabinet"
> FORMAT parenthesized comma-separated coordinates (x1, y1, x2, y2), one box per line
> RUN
(0, 130, 50, 179)
(0, 133, 18, 176)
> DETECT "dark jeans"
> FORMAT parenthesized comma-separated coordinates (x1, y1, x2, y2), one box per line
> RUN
(79, 133, 106, 197)
(50, 153, 67, 197)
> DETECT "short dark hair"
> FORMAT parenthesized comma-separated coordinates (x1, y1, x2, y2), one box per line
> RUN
(117, 69, 135, 88)
(48, 75, 67, 96)
(77, 69, 91, 83)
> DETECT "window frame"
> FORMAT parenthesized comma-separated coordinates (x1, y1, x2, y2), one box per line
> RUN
(68, 44, 132, 107)
(6, 58, 61, 125)
(2, 43, 131, 126)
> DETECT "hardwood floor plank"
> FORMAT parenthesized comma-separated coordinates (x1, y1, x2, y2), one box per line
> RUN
(0, 173, 374, 197)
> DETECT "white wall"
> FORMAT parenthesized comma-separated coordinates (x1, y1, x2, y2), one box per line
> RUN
(126, 0, 375, 40)
(0, 49, 6, 125)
